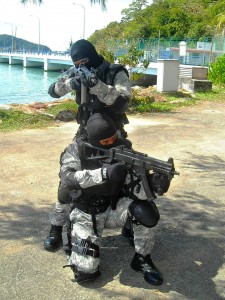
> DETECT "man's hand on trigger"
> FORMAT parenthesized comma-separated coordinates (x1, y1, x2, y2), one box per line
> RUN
(70, 77, 81, 91)
(81, 68, 98, 88)
(148, 173, 171, 196)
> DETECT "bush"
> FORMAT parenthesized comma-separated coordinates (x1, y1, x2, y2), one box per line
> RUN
(208, 54, 225, 87)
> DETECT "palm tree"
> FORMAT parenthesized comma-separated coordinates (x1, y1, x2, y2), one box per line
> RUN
(20, 0, 107, 10)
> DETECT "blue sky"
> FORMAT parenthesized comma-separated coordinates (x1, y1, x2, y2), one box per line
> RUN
(0, 0, 141, 51)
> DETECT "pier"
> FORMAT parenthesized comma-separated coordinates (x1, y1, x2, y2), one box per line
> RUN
(0, 53, 73, 71)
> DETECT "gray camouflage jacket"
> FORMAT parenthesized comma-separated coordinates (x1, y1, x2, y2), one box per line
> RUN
(60, 139, 148, 201)
(48, 59, 131, 115)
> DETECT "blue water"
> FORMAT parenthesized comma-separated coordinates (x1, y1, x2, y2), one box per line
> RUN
(131, 67, 158, 75)
(0, 64, 65, 105)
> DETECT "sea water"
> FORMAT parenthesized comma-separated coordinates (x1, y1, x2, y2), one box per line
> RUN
(0, 63, 65, 105)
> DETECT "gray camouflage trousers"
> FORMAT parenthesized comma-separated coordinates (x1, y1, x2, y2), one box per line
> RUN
(68, 197, 156, 274)
(49, 201, 71, 226)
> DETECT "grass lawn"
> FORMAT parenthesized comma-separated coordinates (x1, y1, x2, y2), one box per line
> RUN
(0, 86, 224, 132)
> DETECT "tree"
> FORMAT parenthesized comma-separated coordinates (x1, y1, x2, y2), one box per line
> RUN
(121, 0, 149, 23)
(20, 0, 107, 10)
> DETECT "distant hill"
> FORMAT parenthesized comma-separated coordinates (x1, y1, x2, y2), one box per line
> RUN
(0, 34, 51, 53)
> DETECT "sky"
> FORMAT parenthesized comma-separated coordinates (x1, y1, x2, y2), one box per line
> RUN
(0, 0, 141, 51)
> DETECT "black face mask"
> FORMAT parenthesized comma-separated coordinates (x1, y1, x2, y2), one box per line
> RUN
(70, 39, 101, 69)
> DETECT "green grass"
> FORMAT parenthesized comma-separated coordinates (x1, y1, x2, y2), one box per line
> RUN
(45, 100, 78, 115)
(0, 99, 78, 132)
(194, 87, 225, 102)
(0, 86, 224, 132)
(0, 109, 56, 131)
(130, 89, 195, 113)
(130, 86, 225, 113)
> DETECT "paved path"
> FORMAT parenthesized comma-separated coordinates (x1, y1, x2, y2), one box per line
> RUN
(0, 101, 225, 300)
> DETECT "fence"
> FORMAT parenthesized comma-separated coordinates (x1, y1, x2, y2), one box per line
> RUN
(107, 36, 225, 67)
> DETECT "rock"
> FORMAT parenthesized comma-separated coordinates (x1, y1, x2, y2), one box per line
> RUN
(55, 110, 76, 122)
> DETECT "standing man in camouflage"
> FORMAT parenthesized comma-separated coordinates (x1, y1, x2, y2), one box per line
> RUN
(48, 39, 130, 139)
(44, 39, 131, 252)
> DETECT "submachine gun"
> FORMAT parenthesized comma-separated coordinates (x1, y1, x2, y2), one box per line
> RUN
(79, 142, 179, 201)
(67, 63, 98, 127)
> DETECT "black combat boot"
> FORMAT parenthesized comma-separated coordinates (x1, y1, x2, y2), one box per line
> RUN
(73, 266, 101, 284)
(130, 252, 163, 286)
(44, 225, 62, 251)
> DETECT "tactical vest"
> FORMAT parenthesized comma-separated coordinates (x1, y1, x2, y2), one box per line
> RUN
(72, 143, 124, 216)
(75, 61, 129, 131)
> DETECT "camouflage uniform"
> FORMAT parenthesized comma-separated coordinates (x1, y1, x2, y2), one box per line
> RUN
(55, 139, 156, 274)
(68, 192, 156, 274)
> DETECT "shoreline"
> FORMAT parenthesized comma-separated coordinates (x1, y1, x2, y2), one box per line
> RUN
(0, 98, 74, 113)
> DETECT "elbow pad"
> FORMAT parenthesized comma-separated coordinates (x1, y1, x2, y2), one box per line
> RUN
(108, 95, 130, 114)
(48, 83, 60, 98)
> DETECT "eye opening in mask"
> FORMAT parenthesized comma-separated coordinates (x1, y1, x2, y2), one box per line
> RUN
(74, 58, 89, 67)
(99, 133, 118, 146)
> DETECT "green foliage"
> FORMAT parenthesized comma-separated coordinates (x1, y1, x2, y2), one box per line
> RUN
(121, 0, 149, 23)
(118, 45, 144, 67)
(88, 22, 125, 54)
(98, 50, 115, 63)
(89, 0, 224, 51)
(129, 88, 197, 113)
(208, 54, 225, 86)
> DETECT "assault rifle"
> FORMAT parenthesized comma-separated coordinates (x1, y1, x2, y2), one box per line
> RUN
(74, 65, 88, 127)
(79, 142, 179, 201)
(73, 65, 98, 125)
(60, 64, 97, 126)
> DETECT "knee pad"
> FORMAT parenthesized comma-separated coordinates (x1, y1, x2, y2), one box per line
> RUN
(128, 200, 160, 228)
(73, 236, 100, 258)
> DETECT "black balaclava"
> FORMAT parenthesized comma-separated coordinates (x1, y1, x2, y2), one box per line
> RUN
(70, 39, 101, 69)
(87, 113, 117, 147)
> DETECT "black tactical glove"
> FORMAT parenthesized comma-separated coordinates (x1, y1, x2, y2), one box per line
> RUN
(60, 170, 80, 189)
(101, 163, 128, 182)
(81, 68, 98, 88)
(48, 82, 60, 98)
(148, 173, 170, 196)
(70, 77, 81, 91)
